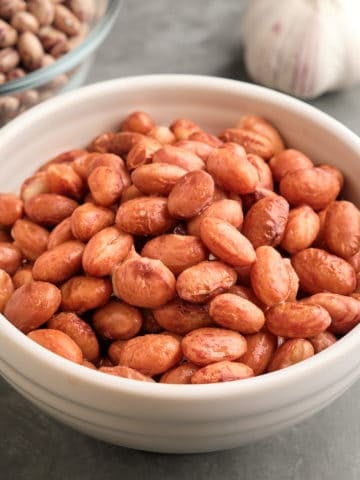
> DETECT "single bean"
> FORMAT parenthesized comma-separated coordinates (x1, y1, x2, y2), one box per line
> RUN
(301, 293, 360, 335)
(167, 170, 215, 219)
(82, 226, 133, 277)
(267, 339, 314, 372)
(187, 199, 243, 237)
(99, 365, 155, 382)
(280, 167, 341, 211)
(160, 362, 200, 384)
(236, 115, 285, 155)
(141, 234, 208, 275)
(219, 128, 274, 159)
(148, 125, 176, 145)
(20, 172, 50, 202)
(11, 11, 39, 33)
(48, 312, 99, 362)
(250, 246, 290, 306)
(206, 143, 259, 194)
(189, 130, 223, 147)
(18, 31, 44, 70)
(46, 163, 85, 200)
(152, 145, 205, 171)
(131, 163, 187, 196)
(170, 118, 201, 141)
(175, 140, 214, 161)
(0, 19, 18, 47)
(0, 47, 19, 73)
(28, 328, 83, 364)
(176, 260, 237, 303)
(112, 257, 176, 308)
(32, 240, 84, 283)
(28, 0, 55, 26)
(238, 331, 277, 375)
(24, 193, 78, 226)
(266, 302, 332, 338)
(292, 248, 356, 295)
(71, 202, 115, 242)
(60, 276, 112, 313)
(54, 4, 81, 36)
(280, 205, 320, 254)
(4, 281, 61, 333)
(182, 327, 247, 366)
(11, 219, 49, 261)
(0, 242, 22, 274)
(191, 361, 254, 384)
(116, 196, 175, 236)
(119, 333, 182, 376)
(153, 298, 213, 335)
(0, 193, 23, 226)
(93, 300, 143, 340)
(242, 195, 289, 249)
(47, 216, 75, 249)
(269, 149, 313, 181)
(0, 268, 14, 313)
(308, 331, 337, 353)
(323, 201, 360, 258)
(12, 264, 33, 289)
(209, 293, 265, 334)
(200, 217, 256, 267)
(88, 166, 123, 207)
(120, 111, 155, 134)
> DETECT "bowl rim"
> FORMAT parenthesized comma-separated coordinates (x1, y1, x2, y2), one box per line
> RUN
(0, 0, 122, 95)
(1, 73, 360, 401)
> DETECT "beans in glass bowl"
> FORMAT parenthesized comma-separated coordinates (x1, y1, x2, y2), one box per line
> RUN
(0, 1, 121, 125)
(1, 110, 360, 384)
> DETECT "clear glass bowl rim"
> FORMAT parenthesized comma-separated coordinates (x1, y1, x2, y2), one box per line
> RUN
(0, 0, 122, 95)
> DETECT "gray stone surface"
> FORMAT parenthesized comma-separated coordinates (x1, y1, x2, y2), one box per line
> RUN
(1, 1, 360, 478)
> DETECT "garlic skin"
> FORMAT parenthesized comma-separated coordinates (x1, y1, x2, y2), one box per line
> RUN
(241, 0, 360, 99)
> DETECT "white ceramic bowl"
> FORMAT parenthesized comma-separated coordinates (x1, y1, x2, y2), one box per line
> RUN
(0, 75, 360, 454)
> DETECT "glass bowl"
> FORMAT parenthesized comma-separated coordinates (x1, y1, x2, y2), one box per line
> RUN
(0, 0, 122, 126)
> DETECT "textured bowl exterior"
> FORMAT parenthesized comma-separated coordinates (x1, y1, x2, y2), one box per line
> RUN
(0, 75, 360, 453)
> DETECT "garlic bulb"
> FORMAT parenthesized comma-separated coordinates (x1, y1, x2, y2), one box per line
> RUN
(241, 0, 360, 98)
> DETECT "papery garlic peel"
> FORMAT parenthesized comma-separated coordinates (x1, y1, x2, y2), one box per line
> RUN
(241, 0, 360, 98)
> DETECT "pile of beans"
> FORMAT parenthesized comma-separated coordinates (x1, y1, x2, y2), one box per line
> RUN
(1, 110, 360, 384)
(0, 0, 95, 123)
